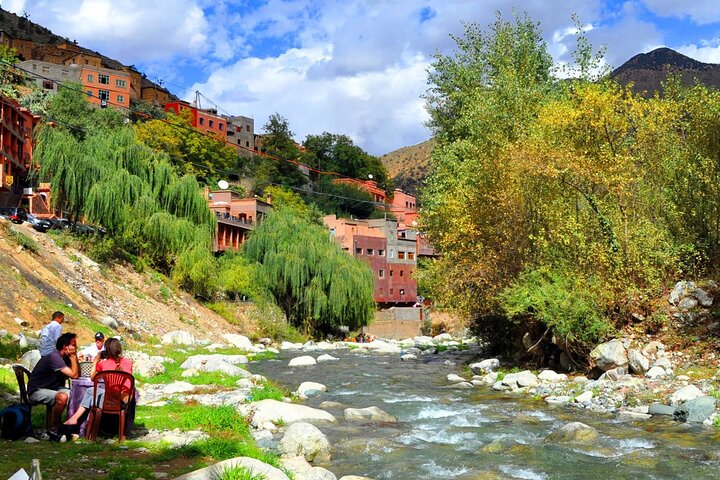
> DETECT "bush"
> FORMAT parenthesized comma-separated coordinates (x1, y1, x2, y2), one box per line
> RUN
(6, 226, 39, 253)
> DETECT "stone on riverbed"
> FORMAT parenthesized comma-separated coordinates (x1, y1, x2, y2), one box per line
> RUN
(628, 349, 650, 374)
(281, 456, 337, 480)
(670, 385, 704, 404)
(648, 403, 676, 416)
(297, 382, 327, 398)
(317, 354, 339, 362)
(279, 422, 331, 462)
(538, 370, 567, 382)
(344, 406, 397, 423)
(289, 356, 318, 367)
(447, 373, 466, 383)
(645, 366, 666, 379)
(242, 399, 336, 427)
(222, 333, 254, 351)
(400, 354, 417, 361)
(501, 371, 538, 389)
(469, 358, 500, 374)
(545, 395, 571, 405)
(181, 354, 248, 368)
(339, 477, 374, 480)
(546, 422, 599, 445)
(590, 339, 628, 371)
(673, 396, 717, 423)
(174, 456, 290, 480)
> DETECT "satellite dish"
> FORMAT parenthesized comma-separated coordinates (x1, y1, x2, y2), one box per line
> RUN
(367, 174, 374, 179)
(218, 180, 229, 190)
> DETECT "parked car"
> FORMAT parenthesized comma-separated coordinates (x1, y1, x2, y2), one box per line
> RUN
(72, 223, 107, 236)
(49, 218, 71, 230)
(25, 214, 53, 232)
(0, 207, 28, 224)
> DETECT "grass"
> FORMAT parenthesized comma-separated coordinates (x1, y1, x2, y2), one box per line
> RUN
(135, 348, 249, 388)
(5, 225, 39, 253)
(41, 299, 112, 338)
(247, 381, 287, 402)
(216, 466, 267, 480)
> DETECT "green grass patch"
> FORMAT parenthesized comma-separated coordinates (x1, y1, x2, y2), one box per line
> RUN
(248, 381, 287, 402)
(206, 302, 241, 326)
(249, 350, 278, 361)
(6, 226, 39, 253)
(216, 466, 267, 480)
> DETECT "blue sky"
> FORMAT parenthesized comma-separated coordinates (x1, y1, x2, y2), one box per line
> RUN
(4, 0, 720, 155)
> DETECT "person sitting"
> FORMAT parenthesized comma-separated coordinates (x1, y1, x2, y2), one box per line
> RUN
(80, 332, 106, 361)
(64, 338, 133, 426)
(39, 311, 65, 357)
(27, 332, 79, 440)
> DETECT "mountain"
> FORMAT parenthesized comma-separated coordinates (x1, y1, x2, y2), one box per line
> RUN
(611, 47, 720, 95)
(381, 138, 434, 197)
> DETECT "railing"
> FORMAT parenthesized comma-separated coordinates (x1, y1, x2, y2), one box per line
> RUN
(214, 211, 255, 228)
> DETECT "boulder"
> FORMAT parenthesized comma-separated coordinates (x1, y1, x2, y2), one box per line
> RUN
(546, 422, 599, 445)
(627, 349, 650, 375)
(538, 370, 567, 382)
(559, 351, 572, 371)
(674, 396, 717, 423)
(502, 371, 538, 389)
(222, 334, 254, 351)
(344, 406, 397, 423)
(469, 359, 500, 374)
(446, 374, 466, 383)
(162, 381, 196, 394)
(648, 403, 676, 416)
(670, 385, 704, 405)
(99, 315, 119, 330)
(339, 477, 374, 480)
(243, 399, 336, 427)
(433, 333, 453, 343)
(590, 339, 628, 371)
(694, 287, 714, 307)
(161, 330, 197, 345)
(281, 341, 304, 350)
(279, 422, 331, 462)
(289, 356, 318, 367)
(297, 382, 327, 398)
(645, 366, 666, 379)
(181, 354, 249, 369)
(124, 350, 165, 377)
(575, 391, 593, 403)
(361, 340, 401, 354)
(641, 341, 665, 357)
(317, 354, 339, 363)
(174, 457, 289, 480)
(669, 280, 695, 305)
(281, 456, 336, 480)
(19, 349, 41, 369)
(400, 354, 417, 361)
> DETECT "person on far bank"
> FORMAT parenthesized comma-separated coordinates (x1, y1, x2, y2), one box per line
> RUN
(81, 332, 106, 361)
(39, 311, 65, 357)
(27, 332, 80, 440)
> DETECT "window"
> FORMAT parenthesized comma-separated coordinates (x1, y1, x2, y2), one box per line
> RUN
(390, 270, 394, 277)
(390, 250, 395, 259)
(408, 252, 415, 260)
(31, 63, 37, 70)
(42, 80, 53, 90)
(367, 248, 374, 255)
(400, 270, 404, 277)
(86, 90, 93, 97)
(390, 289, 394, 295)
(355, 247, 362, 255)
(87, 74, 94, 82)
(61, 69, 68, 77)
(209, 120, 214, 128)
(99, 74, 109, 84)
(115, 79, 126, 87)
(246, 125, 251, 132)
(378, 249, 385, 256)
(219, 123, 224, 130)
(400, 289, 405, 296)
(246, 141, 250, 147)
(398, 251, 406, 260)
(199, 117, 204, 125)
(98, 89, 110, 101)
(42, 65, 50, 74)
(116, 94, 125, 103)
(379, 269, 384, 278)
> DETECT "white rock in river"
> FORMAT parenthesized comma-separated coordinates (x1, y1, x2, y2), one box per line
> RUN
(289, 356, 318, 367)
(297, 382, 327, 398)
(400, 354, 417, 361)
(317, 354, 339, 362)
(279, 422, 331, 462)
(446, 373, 466, 383)
(546, 422, 599, 445)
(575, 391, 593, 403)
(281, 456, 336, 480)
(361, 340, 401, 354)
(502, 371, 538, 389)
(628, 349, 650, 374)
(242, 399, 336, 427)
(174, 456, 290, 480)
(339, 477, 374, 480)
(344, 406, 397, 423)
(670, 385, 704, 405)
(469, 358, 500, 374)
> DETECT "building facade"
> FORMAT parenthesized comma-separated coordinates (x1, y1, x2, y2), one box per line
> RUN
(81, 65, 132, 109)
(226, 115, 255, 154)
(18, 59, 80, 93)
(0, 94, 37, 198)
(208, 190, 272, 252)
(165, 101, 228, 140)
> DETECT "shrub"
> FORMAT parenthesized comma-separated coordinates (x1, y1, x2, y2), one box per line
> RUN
(6, 226, 39, 253)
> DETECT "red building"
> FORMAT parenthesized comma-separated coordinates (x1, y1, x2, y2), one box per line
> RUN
(0, 95, 38, 200)
(208, 190, 272, 252)
(165, 101, 228, 141)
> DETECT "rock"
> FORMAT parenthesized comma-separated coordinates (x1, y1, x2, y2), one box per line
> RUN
(281, 456, 336, 480)
(652, 356, 672, 369)
(469, 359, 500, 374)
(360, 340, 401, 354)
(645, 366, 666, 379)
(546, 422, 599, 445)
(289, 356, 318, 367)
(161, 330, 197, 345)
(502, 371, 538, 389)
(545, 395, 571, 405)
(14, 317, 29, 327)
(174, 456, 290, 480)
(242, 399, 336, 427)
(648, 403, 676, 416)
(627, 349, 650, 375)
(669, 280, 695, 305)
(447, 374, 466, 383)
(162, 381, 195, 394)
(674, 396, 717, 423)
(617, 411, 652, 421)
(433, 333, 453, 343)
(590, 339, 628, 371)
(99, 315, 119, 330)
(279, 422, 331, 462)
(642, 341, 665, 357)
(222, 333, 254, 351)
(317, 354, 339, 363)
(344, 406, 397, 423)
(451, 382, 474, 389)
(400, 354, 417, 361)
(338, 477, 374, 480)
(481, 437, 519, 454)
(670, 385, 704, 405)
(297, 382, 327, 398)
(538, 370, 567, 382)
(599, 367, 627, 381)
(20, 349, 41, 369)
(678, 297, 698, 310)
(575, 391, 593, 403)
(694, 287, 714, 307)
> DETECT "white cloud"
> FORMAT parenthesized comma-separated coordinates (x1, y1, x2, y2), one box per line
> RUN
(677, 40, 720, 63)
(640, 0, 720, 25)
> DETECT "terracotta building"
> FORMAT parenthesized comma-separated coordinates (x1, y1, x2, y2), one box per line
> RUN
(141, 77, 174, 106)
(207, 190, 272, 252)
(0, 94, 38, 199)
(165, 101, 227, 141)
(81, 65, 132, 109)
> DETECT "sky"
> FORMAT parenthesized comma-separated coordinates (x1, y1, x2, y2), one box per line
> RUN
(3, 0, 720, 155)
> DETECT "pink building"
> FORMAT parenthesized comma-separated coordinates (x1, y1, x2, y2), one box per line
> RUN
(208, 190, 272, 251)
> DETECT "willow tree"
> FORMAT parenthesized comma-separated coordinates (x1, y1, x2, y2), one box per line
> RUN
(243, 207, 375, 335)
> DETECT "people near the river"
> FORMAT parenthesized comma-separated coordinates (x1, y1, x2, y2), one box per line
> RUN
(39, 311, 65, 357)
(27, 332, 79, 439)
(64, 337, 133, 426)
(80, 332, 106, 361)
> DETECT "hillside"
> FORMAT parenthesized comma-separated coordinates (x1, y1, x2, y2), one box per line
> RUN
(380, 138, 434, 197)
(611, 47, 720, 95)
(0, 218, 249, 348)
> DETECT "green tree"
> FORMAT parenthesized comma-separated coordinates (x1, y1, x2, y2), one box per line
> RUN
(249, 113, 307, 193)
(243, 207, 375, 335)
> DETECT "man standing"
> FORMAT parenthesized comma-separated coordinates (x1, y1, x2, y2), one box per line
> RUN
(39, 311, 65, 357)
(27, 332, 79, 440)
(80, 332, 105, 360)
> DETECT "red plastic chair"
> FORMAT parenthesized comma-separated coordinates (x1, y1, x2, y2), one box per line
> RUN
(11, 364, 52, 430)
(85, 370, 135, 442)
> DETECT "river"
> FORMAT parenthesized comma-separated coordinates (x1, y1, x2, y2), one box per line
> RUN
(250, 347, 720, 479)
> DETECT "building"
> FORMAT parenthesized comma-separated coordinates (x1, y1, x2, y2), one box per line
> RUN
(0, 94, 38, 201)
(140, 77, 174, 106)
(207, 190, 272, 252)
(324, 214, 419, 307)
(226, 115, 255, 154)
(165, 101, 227, 140)
(330, 179, 420, 227)
(80, 65, 132, 109)
(18, 59, 80, 93)
(332, 178, 387, 204)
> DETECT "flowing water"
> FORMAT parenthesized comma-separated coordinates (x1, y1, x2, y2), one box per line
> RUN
(250, 348, 720, 479)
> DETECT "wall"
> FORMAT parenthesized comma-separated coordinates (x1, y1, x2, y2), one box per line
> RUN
(364, 307, 423, 339)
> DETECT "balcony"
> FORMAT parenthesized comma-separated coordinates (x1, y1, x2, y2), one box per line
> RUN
(215, 211, 255, 229)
